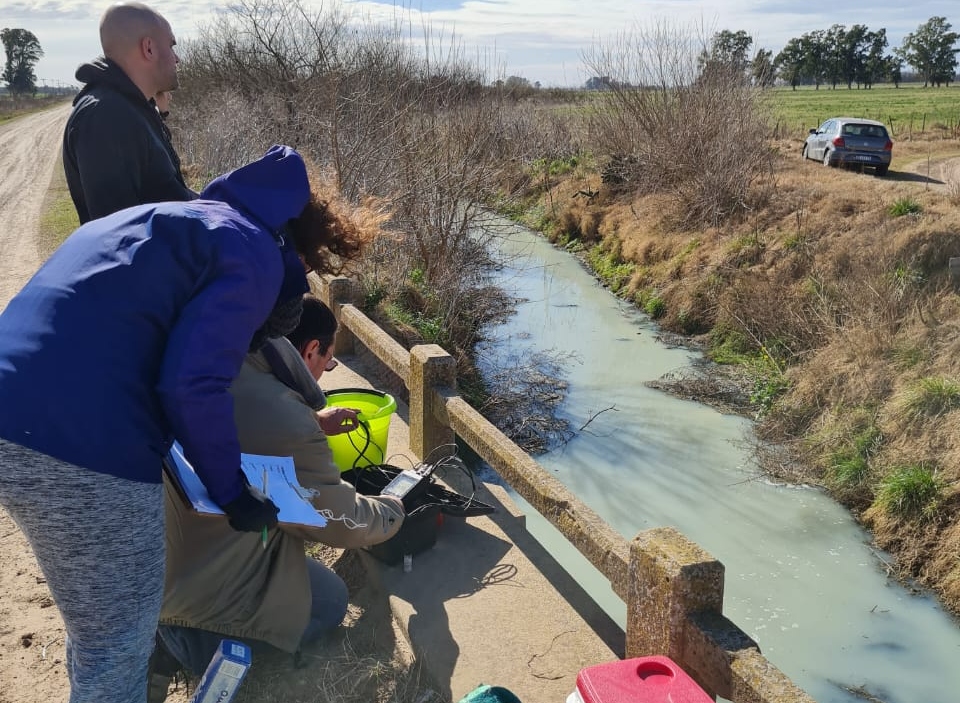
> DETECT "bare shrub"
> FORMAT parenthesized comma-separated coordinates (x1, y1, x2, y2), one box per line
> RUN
(172, 0, 573, 441)
(166, 89, 284, 181)
(582, 21, 774, 228)
(477, 349, 575, 453)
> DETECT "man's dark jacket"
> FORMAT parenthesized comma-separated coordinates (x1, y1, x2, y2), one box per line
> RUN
(62, 58, 195, 223)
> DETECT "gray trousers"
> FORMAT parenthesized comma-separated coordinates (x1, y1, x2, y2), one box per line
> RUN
(0, 439, 164, 703)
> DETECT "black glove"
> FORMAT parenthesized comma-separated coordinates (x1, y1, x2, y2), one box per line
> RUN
(222, 484, 279, 533)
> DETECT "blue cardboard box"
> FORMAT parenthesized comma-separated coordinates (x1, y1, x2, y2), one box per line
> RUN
(189, 639, 252, 703)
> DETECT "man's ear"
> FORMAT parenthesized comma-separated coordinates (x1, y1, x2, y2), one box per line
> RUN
(141, 36, 154, 60)
(301, 339, 319, 362)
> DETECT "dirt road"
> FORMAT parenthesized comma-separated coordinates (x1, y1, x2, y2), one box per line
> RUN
(0, 104, 71, 703)
(897, 151, 960, 190)
(0, 105, 71, 306)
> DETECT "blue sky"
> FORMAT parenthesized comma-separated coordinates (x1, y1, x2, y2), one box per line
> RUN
(3, 1, 958, 88)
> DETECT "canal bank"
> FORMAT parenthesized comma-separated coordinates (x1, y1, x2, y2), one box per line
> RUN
(476, 216, 960, 703)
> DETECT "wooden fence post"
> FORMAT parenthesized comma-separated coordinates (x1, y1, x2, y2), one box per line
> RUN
(409, 344, 456, 461)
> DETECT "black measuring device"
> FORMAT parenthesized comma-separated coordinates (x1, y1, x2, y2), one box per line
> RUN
(379, 462, 438, 510)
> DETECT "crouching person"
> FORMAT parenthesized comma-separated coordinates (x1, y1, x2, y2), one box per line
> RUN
(153, 295, 405, 696)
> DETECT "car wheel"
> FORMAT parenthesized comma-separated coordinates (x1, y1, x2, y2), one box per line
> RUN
(876, 165, 888, 176)
(802, 145, 809, 160)
(823, 150, 835, 167)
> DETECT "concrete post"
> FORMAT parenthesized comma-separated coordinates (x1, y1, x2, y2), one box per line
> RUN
(626, 527, 726, 697)
(409, 344, 456, 461)
(323, 276, 359, 356)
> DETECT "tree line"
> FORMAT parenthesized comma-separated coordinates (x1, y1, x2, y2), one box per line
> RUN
(774, 16, 959, 89)
(587, 16, 959, 91)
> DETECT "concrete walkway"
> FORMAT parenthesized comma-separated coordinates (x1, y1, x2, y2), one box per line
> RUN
(325, 354, 624, 702)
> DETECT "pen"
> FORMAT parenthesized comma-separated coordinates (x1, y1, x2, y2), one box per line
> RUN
(261, 468, 268, 550)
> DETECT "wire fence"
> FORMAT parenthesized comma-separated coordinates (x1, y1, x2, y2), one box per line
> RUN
(772, 112, 960, 140)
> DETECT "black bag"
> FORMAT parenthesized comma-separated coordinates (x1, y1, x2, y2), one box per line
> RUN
(343, 464, 495, 518)
(344, 462, 495, 565)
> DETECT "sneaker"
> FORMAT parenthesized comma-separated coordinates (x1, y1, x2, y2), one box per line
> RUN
(147, 636, 181, 703)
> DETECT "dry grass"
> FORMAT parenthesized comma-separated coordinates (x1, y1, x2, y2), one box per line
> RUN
(163, 548, 440, 703)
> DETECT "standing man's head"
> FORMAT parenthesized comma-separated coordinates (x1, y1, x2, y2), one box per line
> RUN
(286, 296, 339, 381)
(100, 2, 179, 99)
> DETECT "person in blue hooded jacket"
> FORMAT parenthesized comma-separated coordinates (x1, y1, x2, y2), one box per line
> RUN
(0, 144, 363, 703)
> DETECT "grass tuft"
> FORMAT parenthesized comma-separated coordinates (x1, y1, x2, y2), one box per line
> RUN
(644, 296, 666, 319)
(586, 244, 635, 293)
(874, 464, 945, 520)
(888, 197, 922, 217)
(895, 377, 960, 423)
(828, 425, 882, 490)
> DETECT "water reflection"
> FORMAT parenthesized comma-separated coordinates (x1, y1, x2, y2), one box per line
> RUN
(477, 218, 960, 703)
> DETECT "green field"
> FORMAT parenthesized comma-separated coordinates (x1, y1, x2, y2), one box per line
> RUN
(767, 83, 960, 138)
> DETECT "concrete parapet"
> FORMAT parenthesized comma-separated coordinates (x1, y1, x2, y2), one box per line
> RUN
(627, 527, 724, 663)
(321, 277, 819, 703)
(409, 345, 456, 461)
(317, 275, 360, 357)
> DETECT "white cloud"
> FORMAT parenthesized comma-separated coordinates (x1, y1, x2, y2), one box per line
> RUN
(3, 0, 958, 88)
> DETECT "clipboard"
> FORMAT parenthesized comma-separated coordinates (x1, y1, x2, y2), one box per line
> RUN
(164, 441, 326, 529)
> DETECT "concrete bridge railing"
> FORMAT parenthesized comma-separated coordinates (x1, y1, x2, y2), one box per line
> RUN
(320, 276, 816, 703)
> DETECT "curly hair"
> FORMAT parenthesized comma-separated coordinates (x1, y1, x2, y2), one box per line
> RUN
(287, 191, 364, 276)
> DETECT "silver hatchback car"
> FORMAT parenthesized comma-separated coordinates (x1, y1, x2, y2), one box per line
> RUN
(802, 117, 893, 176)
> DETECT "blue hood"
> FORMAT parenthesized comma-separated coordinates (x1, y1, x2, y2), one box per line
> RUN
(201, 145, 310, 231)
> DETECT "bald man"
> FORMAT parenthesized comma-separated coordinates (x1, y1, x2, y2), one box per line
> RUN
(63, 2, 196, 224)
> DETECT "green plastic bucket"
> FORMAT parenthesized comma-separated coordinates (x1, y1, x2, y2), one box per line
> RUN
(324, 388, 397, 471)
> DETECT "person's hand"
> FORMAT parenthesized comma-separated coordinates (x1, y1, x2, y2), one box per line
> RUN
(378, 494, 406, 515)
(317, 406, 360, 436)
(222, 484, 279, 532)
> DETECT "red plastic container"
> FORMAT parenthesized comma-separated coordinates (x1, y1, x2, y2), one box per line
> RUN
(570, 655, 712, 703)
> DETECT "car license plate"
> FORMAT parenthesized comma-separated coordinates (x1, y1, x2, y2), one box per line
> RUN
(852, 155, 873, 161)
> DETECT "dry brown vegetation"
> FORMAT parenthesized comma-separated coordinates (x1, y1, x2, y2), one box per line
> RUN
(161, 548, 435, 703)
(525, 133, 960, 616)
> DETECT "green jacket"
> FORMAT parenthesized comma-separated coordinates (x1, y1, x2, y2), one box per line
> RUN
(160, 350, 405, 651)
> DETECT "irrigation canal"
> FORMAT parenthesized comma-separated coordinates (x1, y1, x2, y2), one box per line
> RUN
(475, 215, 960, 703)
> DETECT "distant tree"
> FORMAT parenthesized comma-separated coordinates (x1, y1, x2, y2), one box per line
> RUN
(584, 76, 612, 90)
(860, 29, 889, 88)
(841, 24, 871, 88)
(1, 28, 44, 95)
(503, 75, 530, 89)
(801, 30, 829, 89)
(897, 16, 959, 87)
(774, 37, 806, 89)
(823, 24, 848, 88)
(699, 29, 752, 81)
(751, 48, 775, 87)
(501, 74, 535, 98)
(886, 55, 903, 87)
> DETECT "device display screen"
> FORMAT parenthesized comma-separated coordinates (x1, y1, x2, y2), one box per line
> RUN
(381, 470, 421, 498)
